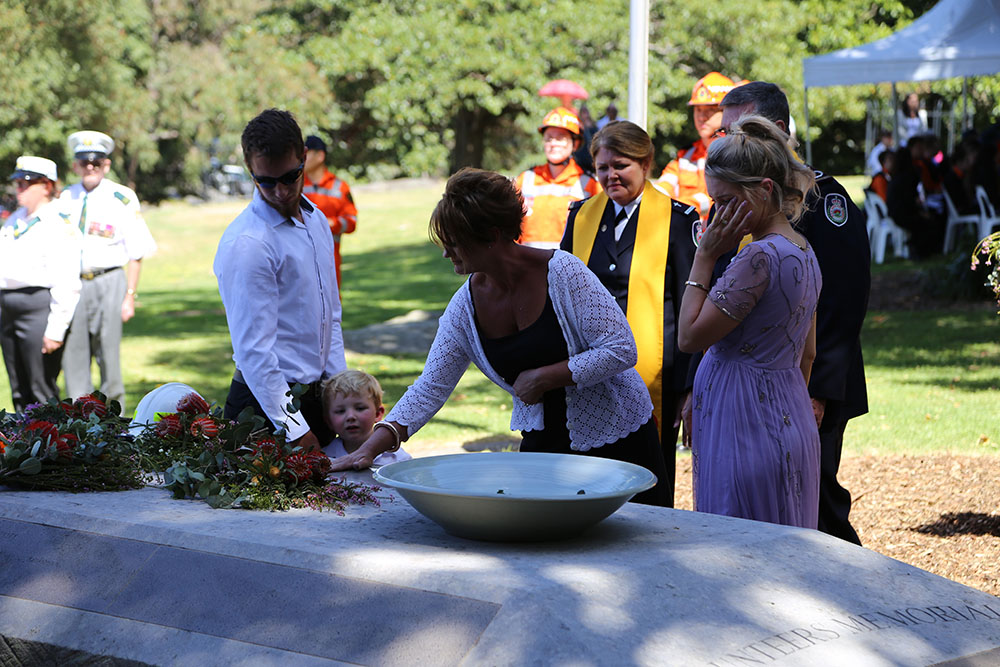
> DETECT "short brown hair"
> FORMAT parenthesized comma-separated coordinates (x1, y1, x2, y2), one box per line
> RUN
(241, 108, 305, 164)
(589, 120, 654, 168)
(429, 167, 524, 250)
(322, 370, 383, 411)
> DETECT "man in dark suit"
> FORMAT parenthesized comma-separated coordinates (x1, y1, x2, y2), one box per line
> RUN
(685, 81, 870, 544)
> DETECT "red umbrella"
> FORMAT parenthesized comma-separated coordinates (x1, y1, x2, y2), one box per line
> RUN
(538, 79, 589, 108)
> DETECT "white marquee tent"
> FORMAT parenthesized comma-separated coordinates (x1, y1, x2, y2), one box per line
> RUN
(800, 0, 1000, 160)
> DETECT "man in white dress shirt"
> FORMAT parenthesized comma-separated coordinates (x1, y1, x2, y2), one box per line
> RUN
(214, 109, 346, 452)
(59, 130, 157, 410)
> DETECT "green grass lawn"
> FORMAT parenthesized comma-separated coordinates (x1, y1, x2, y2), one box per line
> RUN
(1, 180, 996, 455)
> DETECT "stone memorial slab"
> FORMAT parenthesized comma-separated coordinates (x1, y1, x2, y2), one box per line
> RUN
(1, 479, 999, 666)
(0, 518, 497, 666)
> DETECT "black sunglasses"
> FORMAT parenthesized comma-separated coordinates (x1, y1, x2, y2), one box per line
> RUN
(252, 162, 304, 189)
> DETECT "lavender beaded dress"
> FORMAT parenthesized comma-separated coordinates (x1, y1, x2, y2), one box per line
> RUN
(692, 234, 823, 528)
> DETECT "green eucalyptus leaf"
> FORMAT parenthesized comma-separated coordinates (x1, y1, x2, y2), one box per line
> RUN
(18, 457, 42, 475)
(205, 493, 227, 509)
(233, 422, 253, 445)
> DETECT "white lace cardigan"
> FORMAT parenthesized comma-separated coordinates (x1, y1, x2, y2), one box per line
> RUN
(387, 250, 653, 451)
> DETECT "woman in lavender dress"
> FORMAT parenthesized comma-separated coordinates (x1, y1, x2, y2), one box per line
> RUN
(677, 115, 822, 528)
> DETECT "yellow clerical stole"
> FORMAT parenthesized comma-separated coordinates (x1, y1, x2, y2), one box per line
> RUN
(572, 181, 671, 432)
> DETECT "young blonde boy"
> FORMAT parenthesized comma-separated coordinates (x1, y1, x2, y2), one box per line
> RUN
(321, 369, 411, 466)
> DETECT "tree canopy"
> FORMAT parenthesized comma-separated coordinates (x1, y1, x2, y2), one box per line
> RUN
(0, 0, 996, 200)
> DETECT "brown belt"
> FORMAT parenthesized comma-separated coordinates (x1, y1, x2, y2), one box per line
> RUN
(80, 266, 121, 280)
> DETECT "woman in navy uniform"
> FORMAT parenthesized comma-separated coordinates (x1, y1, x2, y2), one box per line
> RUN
(561, 120, 699, 507)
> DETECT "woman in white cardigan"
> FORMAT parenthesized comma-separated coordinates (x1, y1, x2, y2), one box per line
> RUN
(328, 168, 669, 505)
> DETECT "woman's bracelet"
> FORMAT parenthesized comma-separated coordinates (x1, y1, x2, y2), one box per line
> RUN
(372, 420, 402, 452)
(685, 280, 710, 292)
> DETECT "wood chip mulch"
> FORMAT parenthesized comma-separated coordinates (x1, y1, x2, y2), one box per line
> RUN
(674, 453, 1000, 597)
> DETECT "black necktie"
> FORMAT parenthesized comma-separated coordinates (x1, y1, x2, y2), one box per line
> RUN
(614, 208, 628, 243)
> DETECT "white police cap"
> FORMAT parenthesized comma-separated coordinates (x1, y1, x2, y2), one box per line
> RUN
(68, 130, 115, 160)
(10, 155, 58, 182)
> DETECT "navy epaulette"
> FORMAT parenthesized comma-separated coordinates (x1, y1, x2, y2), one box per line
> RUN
(568, 199, 586, 211)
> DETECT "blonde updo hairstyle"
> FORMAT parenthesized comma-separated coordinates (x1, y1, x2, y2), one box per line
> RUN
(705, 114, 816, 224)
(589, 120, 654, 173)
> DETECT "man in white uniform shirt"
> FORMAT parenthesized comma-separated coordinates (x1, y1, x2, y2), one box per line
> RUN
(214, 109, 345, 452)
(59, 131, 157, 410)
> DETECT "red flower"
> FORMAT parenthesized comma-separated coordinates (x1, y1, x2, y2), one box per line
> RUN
(176, 393, 211, 415)
(55, 433, 77, 460)
(251, 438, 278, 459)
(189, 417, 219, 439)
(305, 451, 332, 476)
(156, 414, 183, 438)
(24, 421, 60, 443)
(75, 395, 108, 418)
(0, 431, 7, 455)
(284, 454, 312, 482)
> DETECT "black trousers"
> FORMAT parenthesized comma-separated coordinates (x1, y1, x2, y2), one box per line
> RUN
(223, 377, 334, 445)
(816, 417, 862, 545)
(658, 390, 682, 507)
(0, 287, 64, 412)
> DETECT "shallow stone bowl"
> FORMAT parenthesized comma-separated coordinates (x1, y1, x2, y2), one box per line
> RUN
(373, 452, 656, 541)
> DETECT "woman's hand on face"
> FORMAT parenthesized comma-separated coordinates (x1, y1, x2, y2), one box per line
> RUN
(512, 367, 550, 405)
(698, 198, 752, 261)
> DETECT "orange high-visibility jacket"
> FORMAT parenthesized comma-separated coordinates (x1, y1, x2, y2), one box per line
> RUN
(303, 168, 357, 287)
(657, 140, 712, 220)
(515, 159, 600, 247)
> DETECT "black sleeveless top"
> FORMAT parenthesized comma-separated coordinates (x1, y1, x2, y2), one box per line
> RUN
(475, 294, 572, 449)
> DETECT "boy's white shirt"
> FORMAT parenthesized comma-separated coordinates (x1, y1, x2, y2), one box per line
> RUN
(322, 435, 412, 466)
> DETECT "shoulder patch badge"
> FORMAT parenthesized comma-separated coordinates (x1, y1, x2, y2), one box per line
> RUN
(824, 193, 848, 226)
(692, 219, 704, 247)
(113, 191, 130, 205)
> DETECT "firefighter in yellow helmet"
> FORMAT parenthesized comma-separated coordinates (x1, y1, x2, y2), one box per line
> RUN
(515, 107, 600, 249)
(657, 72, 736, 222)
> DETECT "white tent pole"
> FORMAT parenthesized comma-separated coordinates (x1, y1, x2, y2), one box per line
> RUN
(804, 87, 812, 165)
(628, 0, 649, 130)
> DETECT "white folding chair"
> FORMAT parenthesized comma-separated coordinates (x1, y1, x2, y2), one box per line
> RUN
(863, 191, 880, 241)
(865, 192, 910, 264)
(942, 189, 981, 253)
(975, 185, 1000, 240)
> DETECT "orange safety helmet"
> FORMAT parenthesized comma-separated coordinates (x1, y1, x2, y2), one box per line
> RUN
(538, 107, 582, 136)
(688, 72, 736, 106)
